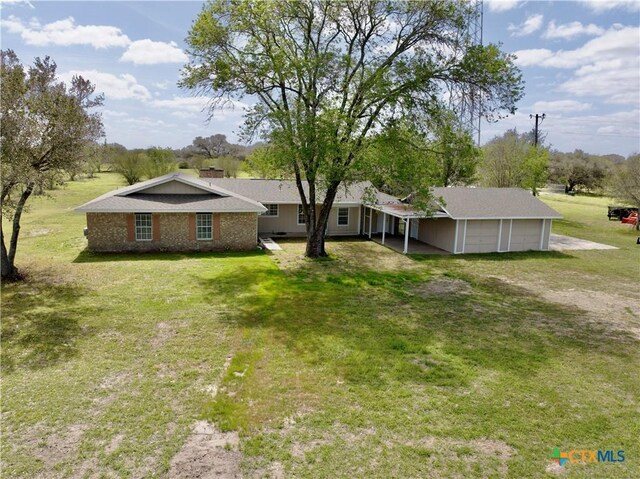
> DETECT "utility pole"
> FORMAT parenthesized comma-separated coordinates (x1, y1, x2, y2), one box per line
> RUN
(530, 113, 546, 147)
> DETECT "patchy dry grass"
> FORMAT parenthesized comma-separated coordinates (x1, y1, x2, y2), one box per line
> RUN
(2, 175, 639, 478)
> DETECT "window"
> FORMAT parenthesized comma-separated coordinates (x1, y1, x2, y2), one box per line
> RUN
(135, 213, 152, 241)
(297, 205, 306, 225)
(196, 213, 213, 240)
(264, 204, 279, 217)
(337, 207, 349, 226)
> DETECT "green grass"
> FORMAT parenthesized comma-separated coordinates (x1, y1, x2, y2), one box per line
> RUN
(2, 174, 639, 478)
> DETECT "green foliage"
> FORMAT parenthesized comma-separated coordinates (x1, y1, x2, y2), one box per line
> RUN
(521, 147, 549, 196)
(0, 49, 103, 278)
(607, 155, 640, 229)
(214, 156, 241, 178)
(113, 151, 145, 185)
(479, 128, 549, 194)
(144, 147, 176, 178)
(549, 149, 614, 193)
(180, 0, 523, 256)
(361, 114, 479, 205)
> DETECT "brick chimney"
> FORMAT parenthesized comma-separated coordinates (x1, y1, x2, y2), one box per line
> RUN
(199, 167, 225, 179)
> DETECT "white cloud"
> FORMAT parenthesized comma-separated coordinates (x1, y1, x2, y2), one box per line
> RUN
(102, 109, 129, 118)
(153, 81, 172, 90)
(531, 100, 592, 113)
(1, 15, 130, 48)
(543, 20, 605, 40)
(560, 59, 640, 106)
(151, 96, 250, 114)
(582, 0, 640, 13)
(151, 96, 211, 112)
(485, 0, 520, 12)
(513, 48, 554, 66)
(514, 26, 639, 107)
(58, 70, 151, 101)
(120, 39, 188, 65)
(0, 0, 34, 8)
(0, 14, 24, 33)
(508, 14, 544, 37)
(513, 26, 638, 69)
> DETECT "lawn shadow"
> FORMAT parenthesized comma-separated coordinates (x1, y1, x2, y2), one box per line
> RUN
(72, 248, 265, 263)
(1, 277, 96, 373)
(191, 259, 636, 394)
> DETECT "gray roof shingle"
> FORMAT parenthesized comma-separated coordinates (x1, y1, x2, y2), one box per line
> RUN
(431, 187, 562, 219)
(205, 178, 384, 204)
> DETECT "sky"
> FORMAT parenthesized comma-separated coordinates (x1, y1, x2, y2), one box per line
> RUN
(0, 0, 639, 156)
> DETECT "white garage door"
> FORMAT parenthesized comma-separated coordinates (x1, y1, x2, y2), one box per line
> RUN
(510, 219, 542, 251)
(464, 220, 500, 253)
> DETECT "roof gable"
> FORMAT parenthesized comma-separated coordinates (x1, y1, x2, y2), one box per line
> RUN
(75, 172, 266, 214)
(116, 173, 230, 197)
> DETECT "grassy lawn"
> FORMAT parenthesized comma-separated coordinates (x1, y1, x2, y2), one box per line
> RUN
(2, 173, 639, 478)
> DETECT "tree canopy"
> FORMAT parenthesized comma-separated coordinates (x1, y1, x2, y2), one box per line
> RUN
(1, 50, 103, 279)
(181, 0, 523, 256)
(479, 129, 549, 195)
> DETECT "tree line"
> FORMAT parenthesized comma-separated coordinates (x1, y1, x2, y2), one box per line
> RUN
(477, 128, 639, 207)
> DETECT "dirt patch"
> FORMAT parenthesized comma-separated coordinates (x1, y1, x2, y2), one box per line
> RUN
(290, 425, 377, 458)
(412, 277, 472, 297)
(33, 423, 88, 469)
(169, 421, 241, 479)
(100, 371, 132, 390)
(170, 354, 238, 477)
(545, 461, 566, 475)
(28, 228, 51, 236)
(151, 321, 180, 349)
(498, 277, 640, 342)
(105, 433, 124, 455)
(272, 238, 419, 274)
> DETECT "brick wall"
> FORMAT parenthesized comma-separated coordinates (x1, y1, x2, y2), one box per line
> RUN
(85, 212, 257, 252)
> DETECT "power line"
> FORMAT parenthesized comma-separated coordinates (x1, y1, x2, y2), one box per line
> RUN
(530, 113, 546, 147)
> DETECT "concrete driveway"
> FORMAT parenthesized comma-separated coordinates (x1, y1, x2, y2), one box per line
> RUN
(549, 233, 618, 251)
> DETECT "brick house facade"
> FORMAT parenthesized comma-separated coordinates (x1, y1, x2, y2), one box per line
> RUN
(86, 212, 257, 252)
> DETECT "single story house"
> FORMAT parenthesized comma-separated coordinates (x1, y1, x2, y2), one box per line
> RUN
(76, 172, 561, 254)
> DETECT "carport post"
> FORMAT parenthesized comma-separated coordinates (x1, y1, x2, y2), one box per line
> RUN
(368, 207, 373, 239)
(403, 218, 410, 254)
(382, 213, 387, 244)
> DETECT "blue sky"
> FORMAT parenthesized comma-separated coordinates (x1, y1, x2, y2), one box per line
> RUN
(1, 0, 638, 155)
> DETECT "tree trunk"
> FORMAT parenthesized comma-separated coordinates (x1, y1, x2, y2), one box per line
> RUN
(304, 182, 339, 258)
(1, 224, 12, 279)
(305, 226, 326, 257)
(1, 182, 34, 280)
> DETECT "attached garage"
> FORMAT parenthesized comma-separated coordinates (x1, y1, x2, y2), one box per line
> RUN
(372, 187, 562, 254)
(436, 188, 562, 254)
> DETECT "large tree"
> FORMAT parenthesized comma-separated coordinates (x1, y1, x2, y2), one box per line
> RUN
(479, 129, 548, 195)
(549, 149, 612, 193)
(181, 0, 523, 257)
(1, 50, 103, 279)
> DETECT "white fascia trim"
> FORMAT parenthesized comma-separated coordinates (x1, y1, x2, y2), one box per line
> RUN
(450, 216, 562, 220)
(77, 209, 265, 214)
(117, 173, 230, 197)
